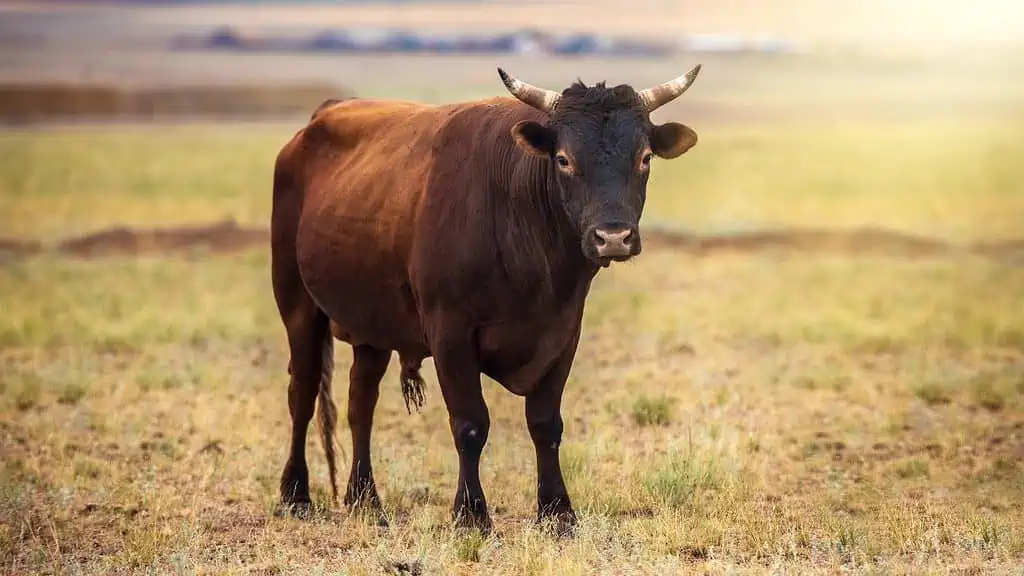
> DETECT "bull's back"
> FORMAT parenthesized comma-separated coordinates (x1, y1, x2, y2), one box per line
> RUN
(287, 99, 456, 353)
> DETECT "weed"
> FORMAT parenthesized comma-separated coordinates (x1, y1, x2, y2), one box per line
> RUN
(914, 382, 952, 406)
(57, 382, 87, 406)
(630, 394, 675, 427)
(638, 450, 723, 508)
(893, 458, 930, 479)
(454, 530, 487, 563)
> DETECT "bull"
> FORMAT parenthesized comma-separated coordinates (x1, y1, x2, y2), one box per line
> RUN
(270, 64, 703, 534)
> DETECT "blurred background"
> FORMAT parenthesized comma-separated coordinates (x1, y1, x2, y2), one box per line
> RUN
(2, 1, 1024, 573)
(3, 0, 1024, 240)
(2, 0, 1024, 125)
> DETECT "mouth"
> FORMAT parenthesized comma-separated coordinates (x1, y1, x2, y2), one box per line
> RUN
(593, 254, 634, 268)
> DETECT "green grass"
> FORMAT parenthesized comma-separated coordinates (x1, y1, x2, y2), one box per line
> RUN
(2, 117, 1023, 243)
(645, 119, 1024, 242)
(0, 125, 283, 240)
(2, 92, 1024, 574)
(631, 394, 676, 427)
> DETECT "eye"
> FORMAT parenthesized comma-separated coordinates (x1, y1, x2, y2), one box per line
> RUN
(641, 152, 653, 167)
(555, 154, 571, 169)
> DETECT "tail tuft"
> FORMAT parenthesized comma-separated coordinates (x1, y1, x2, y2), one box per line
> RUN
(399, 356, 427, 414)
(315, 330, 339, 501)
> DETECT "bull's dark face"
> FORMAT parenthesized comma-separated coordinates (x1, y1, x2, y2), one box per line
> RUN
(499, 67, 701, 267)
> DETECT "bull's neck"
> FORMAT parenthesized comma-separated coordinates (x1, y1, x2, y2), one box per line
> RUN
(497, 149, 598, 304)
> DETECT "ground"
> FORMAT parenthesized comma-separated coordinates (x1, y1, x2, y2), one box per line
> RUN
(2, 113, 1023, 574)
(1, 5, 1024, 573)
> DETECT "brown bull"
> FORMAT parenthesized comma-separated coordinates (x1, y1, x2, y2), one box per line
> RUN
(271, 64, 703, 534)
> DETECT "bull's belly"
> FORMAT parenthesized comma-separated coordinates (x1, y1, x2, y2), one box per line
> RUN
(310, 281, 424, 353)
(477, 319, 579, 396)
(295, 230, 425, 354)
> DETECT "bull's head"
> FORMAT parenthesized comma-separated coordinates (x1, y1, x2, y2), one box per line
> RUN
(498, 66, 701, 267)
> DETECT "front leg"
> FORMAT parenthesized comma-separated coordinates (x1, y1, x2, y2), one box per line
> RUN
(525, 330, 581, 536)
(431, 329, 492, 532)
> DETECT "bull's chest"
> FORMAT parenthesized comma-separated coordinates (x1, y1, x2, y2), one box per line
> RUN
(476, 306, 583, 396)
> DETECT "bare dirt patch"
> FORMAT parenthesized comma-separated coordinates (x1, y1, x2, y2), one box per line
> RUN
(3, 220, 1023, 262)
(0, 83, 351, 124)
(643, 225, 1022, 258)
(52, 219, 269, 258)
(0, 237, 41, 259)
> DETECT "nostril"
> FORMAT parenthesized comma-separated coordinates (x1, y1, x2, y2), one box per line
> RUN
(594, 227, 633, 247)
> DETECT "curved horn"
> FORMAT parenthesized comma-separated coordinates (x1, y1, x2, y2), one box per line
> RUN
(497, 67, 561, 113)
(636, 64, 702, 113)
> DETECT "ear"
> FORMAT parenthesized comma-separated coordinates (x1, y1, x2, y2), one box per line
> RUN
(651, 122, 698, 159)
(511, 121, 555, 157)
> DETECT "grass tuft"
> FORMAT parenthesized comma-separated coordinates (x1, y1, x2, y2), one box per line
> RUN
(893, 458, 930, 479)
(630, 394, 675, 427)
(638, 449, 725, 509)
(453, 530, 488, 563)
(57, 382, 87, 406)
(914, 381, 953, 406)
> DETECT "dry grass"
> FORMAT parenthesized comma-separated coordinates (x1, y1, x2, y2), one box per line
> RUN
(2, 86, 1024, 574)
(2, 249, 1022, 574)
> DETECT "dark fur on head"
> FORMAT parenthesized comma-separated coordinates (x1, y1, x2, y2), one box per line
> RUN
(558, 79, 642, 110)
(507, 77, 698, 268)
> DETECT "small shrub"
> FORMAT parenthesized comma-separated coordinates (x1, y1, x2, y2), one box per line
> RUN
(893, 458, 929, 479)
(631, 394, 675, 427)
(57, 383, 87, 406)
(74, 458, 104, 480)
(971, 379, 1006, 412)
(15, 386, 39, 412)
(970, 515, 1004, 551)
(914, 382, 951, 406)
(454, 530, 487, 563)
(639, 450, 722, 508)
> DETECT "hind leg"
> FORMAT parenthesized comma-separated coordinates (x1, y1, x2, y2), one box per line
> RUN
(344, 344, 391, 508)
(271, 147, 340, 517)
(276, 299, 332, 516)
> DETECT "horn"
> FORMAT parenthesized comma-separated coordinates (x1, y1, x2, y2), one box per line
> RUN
(636, 64, 703, 113)
(497, 67, 561, 113)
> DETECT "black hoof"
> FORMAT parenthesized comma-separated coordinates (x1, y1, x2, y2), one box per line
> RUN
(539, 512, 577, 538)
(453, 510, 493, 535)
(344, 479, 382, 510)
(274, 501, 312, 520)
(344, 492, 382, 511)
(537, 502, 577, 538)
(345, 486, 389, 527)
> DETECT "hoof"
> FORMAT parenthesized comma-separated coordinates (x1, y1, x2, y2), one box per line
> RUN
(453, 510, 493, 535)
(344, 480, 382, 510)
(537, 506, 577, 538)
(274, 501, 312, 520)
(345, 485, 388, 527)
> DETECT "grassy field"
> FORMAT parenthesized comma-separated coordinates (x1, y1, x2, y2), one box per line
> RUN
(2, 107, 1024, 574)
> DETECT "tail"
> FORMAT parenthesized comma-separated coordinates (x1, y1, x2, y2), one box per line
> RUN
(399, 355, 427, 415)
(315, 329, 340, 501)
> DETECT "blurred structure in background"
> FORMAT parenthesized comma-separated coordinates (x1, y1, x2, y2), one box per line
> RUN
(1, 0, 1022, 122)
